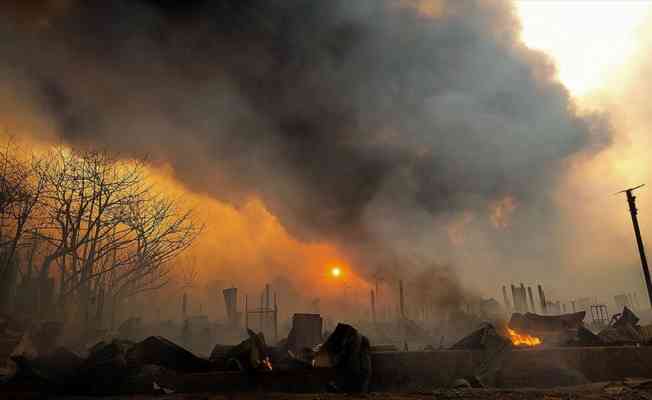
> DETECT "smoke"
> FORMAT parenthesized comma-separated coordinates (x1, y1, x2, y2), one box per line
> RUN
(0, 1, 610, 306)
(546, 16, 652, 306)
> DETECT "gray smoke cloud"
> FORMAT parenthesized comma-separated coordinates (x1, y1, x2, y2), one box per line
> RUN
(0, 1, 610, 298)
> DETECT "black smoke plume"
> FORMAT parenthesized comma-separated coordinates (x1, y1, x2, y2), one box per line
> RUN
(0, 1, 609, 293)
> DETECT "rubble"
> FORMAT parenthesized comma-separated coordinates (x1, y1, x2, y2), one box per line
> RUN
(566, 326, 604, 347)
(450, 323, 512, 388)
(4, 316, 652, 395)
(598, 307, 646, 345)
(370, 344, 399, 352)
(210, 329, 271, 372)
(450, 323, 511, 351)
(315, 323, 371, 393)
(507, 312, 587, 346)
(118, 317, 143, 341)
(30, 321, 63, 355)
(127, 336, 214, 373)
(287, 314, 323, 356)
(10, 347, 83, 390)
(78, 339, 133, 393)
(5, 335, 214, 395)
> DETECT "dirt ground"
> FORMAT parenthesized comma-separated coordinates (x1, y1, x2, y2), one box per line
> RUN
(5, 381, 652, 400)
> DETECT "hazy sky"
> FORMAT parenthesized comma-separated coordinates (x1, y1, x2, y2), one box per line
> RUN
(3, 0, 652, 319)
(516, 0, 652, 97)
(516, 0, 652, 306)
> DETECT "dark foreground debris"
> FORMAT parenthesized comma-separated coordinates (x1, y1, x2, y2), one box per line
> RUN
(5, 316, 652, 396)
(1, 323, 375, 395)
(315, 323, 371, 393)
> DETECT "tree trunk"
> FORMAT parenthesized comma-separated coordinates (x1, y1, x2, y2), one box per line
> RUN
(0, 255, 18, 313)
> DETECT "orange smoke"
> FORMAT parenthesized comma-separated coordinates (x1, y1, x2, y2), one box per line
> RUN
(447, 211, 475, 246)
(3, 134, 368, 320)
(394, 0, 447, 19)
(507, 328, 542, 347)
(144, 163, 377, 320)
(489, 196, 518, 229)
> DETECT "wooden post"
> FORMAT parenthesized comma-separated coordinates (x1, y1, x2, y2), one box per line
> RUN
(527, 286, 536, 313)
(260, 291, 264, 332)
(265, 284, 270, 309)
(502, 285, 511, 311)
(274, 292, 278, 344)
(399, 280, 405, 318)
(537, 285, 547, 314)
(182, 292, 187, 321)
(245, 295, 248, 330)
(520, 283, 528, 312)
(371, 289, 376, 325)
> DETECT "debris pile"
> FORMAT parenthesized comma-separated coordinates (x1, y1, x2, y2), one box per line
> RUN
(314, 323, 371, 393)
(508, 311, 585, 345)
(506, 307, 652, 347)
(210, 329, 271, 372)
(598, 307, 646, 345)
(1, 319, 374, 395)
(450, 323, 512, 388)
(451, 323, 512, 352)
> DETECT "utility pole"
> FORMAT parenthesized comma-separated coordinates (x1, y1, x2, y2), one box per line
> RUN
(619, 184, 652, 308)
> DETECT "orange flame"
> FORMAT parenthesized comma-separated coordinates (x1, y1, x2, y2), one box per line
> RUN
(507, 328, 542, 347)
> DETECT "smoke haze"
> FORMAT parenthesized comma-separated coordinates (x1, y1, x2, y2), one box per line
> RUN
(0, 0, 612, 314)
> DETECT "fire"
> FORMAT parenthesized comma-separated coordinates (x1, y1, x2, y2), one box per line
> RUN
(507, 328, 542, 347)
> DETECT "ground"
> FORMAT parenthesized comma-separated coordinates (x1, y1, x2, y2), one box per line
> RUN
(5, 383, 652, 400)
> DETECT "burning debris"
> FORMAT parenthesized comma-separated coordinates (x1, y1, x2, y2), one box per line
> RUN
(508, 311, 586, 346)
(506, 328, 542, 347)
(451, 323, 511, 351)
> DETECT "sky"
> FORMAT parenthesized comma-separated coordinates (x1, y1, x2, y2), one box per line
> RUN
(3, 0, 652, 320)
(515, 0, 652, 306)
(516, 0, 652, 97)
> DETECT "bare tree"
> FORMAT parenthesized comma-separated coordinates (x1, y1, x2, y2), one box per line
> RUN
(105, 192, 202, 327)
(0, 140, 47, 312)
(0, 143, 202, 328)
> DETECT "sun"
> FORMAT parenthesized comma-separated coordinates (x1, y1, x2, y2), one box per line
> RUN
(330, 266, 342, 278)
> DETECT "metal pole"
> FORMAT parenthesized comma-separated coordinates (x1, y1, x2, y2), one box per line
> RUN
(622, 186, 652, 308)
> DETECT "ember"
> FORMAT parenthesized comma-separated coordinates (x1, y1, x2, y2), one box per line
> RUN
(507, 328, 543, 347)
